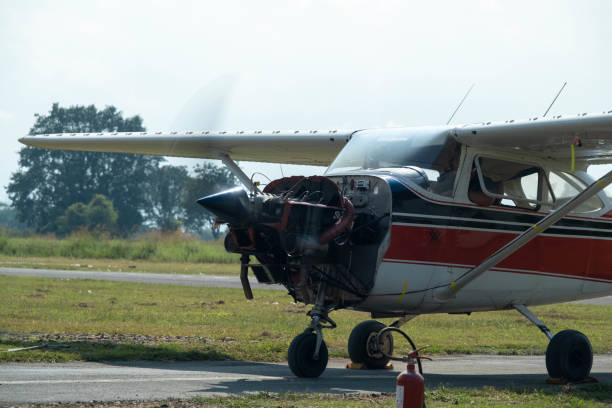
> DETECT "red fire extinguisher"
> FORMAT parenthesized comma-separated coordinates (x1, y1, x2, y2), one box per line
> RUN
(395, 346, 430, 408)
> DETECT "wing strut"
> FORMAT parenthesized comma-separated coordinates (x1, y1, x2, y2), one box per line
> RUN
(217, 153, 261, 194)
(434, 170, 612, 301)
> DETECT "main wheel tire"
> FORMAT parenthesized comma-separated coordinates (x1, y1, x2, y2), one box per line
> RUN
(348, 320, 393, 369)
(545, 330, 572, 378)
(288, 331, 328, 378)
(545, 329, 593, 381)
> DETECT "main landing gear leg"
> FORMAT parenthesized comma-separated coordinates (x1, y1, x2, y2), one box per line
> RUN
(513, 304, 593, 381)
(288, 282, 336, 378)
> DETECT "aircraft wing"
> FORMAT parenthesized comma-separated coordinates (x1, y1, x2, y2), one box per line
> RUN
(453, 112, 612, 165)
(19, 130, 356, 166)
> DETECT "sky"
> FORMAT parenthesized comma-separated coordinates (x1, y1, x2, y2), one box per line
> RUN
(1, 0, 612, 203)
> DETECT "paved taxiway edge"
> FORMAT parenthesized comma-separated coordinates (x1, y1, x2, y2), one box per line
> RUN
(0, 266, 284, 291)
(1, 356, 612, 403)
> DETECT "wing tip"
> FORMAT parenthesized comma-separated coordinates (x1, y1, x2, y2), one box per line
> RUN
(19, 135, 44, 147)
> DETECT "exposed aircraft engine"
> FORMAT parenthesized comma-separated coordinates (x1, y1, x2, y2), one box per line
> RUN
(198, 175, 392, 308)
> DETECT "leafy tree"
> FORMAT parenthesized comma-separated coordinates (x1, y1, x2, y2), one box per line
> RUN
(8, 103, 161, 235)
(87, 194, 119, 230)
(61, 202, 89, 232)
(181, 162, 237, 238)
(55, 194, 118, 236)
(9, 103, 239, 237)
(146, 165, 190, 232)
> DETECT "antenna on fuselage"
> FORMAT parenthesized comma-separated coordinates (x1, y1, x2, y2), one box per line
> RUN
(542, 82, 567, 117)
(446, 83, 475, 125)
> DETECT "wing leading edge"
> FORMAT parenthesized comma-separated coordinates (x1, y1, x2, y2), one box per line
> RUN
(19, 111, 612, 167)
(453, 112, 612, 165)
(19, 130, 356, 166)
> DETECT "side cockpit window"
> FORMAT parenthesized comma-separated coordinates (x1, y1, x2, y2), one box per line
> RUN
(470, 157, 545, 209)
(469, 157, 604, 214)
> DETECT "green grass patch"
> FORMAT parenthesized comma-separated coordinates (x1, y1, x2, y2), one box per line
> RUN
(1, 275, 611, 364)
(0, 341, 231, 363)
(0, 232, 239, 264)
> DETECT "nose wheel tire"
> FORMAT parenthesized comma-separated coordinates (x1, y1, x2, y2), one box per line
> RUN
(545, 329, 593, 381)
(348, 320, 393, 369)
(288, 331, 328, 378)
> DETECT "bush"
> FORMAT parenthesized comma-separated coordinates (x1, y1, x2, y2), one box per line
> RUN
(56, 195, 118, 237)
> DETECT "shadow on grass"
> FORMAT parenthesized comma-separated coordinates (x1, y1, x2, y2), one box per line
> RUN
(0, 338, 233, 363)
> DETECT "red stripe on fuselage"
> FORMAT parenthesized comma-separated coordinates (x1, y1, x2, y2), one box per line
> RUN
(385, 224, 612, 281)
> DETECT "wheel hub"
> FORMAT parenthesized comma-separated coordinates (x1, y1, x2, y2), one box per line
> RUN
(366, 331, 392, 358)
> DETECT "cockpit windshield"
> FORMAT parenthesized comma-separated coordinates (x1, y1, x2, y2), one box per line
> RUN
(326, 128, 461, 196)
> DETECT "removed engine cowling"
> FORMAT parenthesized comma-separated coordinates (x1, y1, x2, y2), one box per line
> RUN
(198, 175, 390, 308)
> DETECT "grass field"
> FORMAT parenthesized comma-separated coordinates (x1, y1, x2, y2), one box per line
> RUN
(1, 275, 611, 364)
(0, 231, 239, 264)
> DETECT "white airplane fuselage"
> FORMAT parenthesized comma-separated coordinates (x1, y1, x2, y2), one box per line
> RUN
(356, 174, 612, 316)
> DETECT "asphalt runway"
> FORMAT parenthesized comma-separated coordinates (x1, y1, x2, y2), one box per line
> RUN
(2, 355, 611, 404)
(0, 266, 284, 291)
(1, 267, 611, 305)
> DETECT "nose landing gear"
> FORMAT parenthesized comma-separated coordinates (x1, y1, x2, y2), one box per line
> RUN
(288, 283, 337, 378)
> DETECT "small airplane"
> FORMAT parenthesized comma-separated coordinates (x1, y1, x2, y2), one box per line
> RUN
(20, 110, 612, 381)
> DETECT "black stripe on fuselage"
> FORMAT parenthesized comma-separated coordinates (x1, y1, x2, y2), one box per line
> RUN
(385, 177, 612, 239)
(391, 214, 612, 239)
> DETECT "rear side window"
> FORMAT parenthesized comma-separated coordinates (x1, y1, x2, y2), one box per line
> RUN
(545, 171, 603, 213)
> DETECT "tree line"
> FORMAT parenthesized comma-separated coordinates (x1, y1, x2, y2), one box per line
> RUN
(7, 103, 236, 238)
